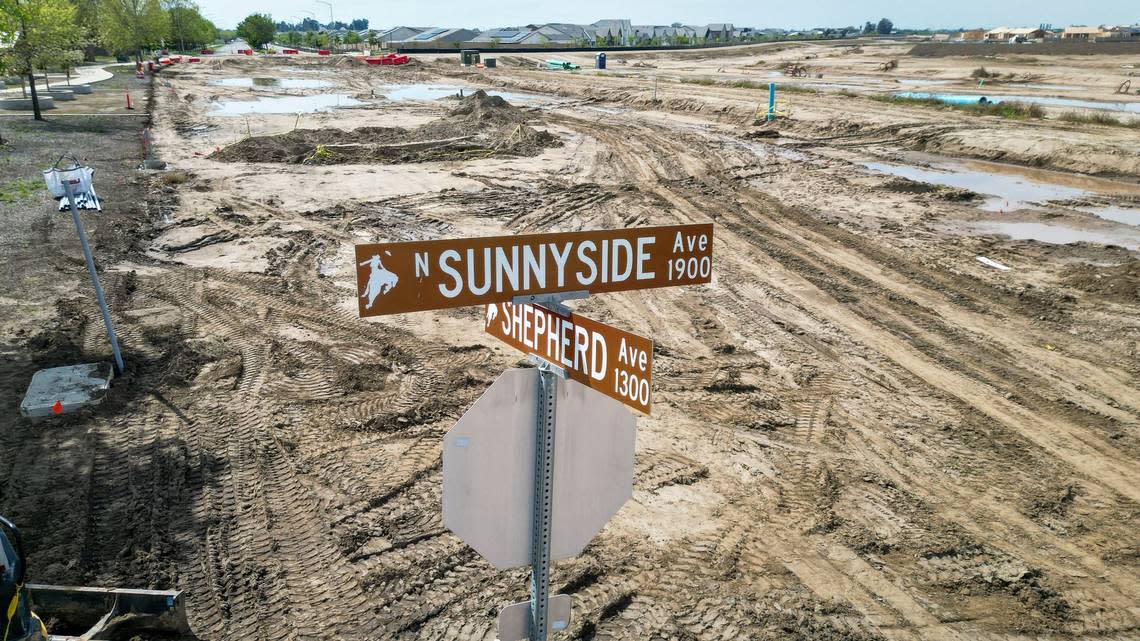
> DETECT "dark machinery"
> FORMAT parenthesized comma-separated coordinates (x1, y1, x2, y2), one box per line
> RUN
(0, 517, 191, 641)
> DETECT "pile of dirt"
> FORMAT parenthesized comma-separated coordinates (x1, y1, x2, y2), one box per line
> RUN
(446, 89, 526, 124)
(210, 91, 559, 165)
(1061, 259, 1140, 303)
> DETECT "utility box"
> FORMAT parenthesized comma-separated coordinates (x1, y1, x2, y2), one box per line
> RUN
(485, 57, 497, 68)
(460, 49, 481, 66)
(596, 52, 606, 69)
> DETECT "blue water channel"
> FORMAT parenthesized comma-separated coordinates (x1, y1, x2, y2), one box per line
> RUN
(893, 91, 1140, 114)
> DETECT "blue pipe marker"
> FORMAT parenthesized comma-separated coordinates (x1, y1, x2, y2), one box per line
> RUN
(767, 82, 776, 121)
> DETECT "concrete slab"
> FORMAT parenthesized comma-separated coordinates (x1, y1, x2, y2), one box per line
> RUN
(0, 97, 56, 110)
(20, 363, 113, 419)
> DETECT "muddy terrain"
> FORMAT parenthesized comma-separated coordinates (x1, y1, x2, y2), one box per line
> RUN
(1, 41, 1138, 641)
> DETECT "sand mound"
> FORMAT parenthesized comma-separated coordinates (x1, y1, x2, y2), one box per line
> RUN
(447, 90, 527, 124)
(210, 93, 558, 165)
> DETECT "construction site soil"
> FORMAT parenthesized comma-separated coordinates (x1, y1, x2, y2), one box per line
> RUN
(211, 91, 559, 165)
(1, 41, 1138, 641)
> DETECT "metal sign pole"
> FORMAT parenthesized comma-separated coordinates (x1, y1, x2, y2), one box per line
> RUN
(63, 180, 125, 375)
(518, 291, 582, 641)
(530, 364, 557, 641)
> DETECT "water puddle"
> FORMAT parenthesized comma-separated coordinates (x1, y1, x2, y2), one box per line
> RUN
(214, 77, 332, 89)
(1012, 83, 1080, 91)
(1077, 205, 1140, 226)
(897, 79, 952, 86)
(861, 160, 1088, 211)
(377, 83, 568, 106)
(210, 94, 365, 115)
(967, 221, 1140, 250)
(893, 91, 1140, 114)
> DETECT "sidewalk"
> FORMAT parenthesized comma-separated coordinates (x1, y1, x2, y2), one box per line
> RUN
(1, 63, 119, 96)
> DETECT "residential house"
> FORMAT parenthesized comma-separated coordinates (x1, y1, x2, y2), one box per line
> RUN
(704, 23, 735, 42)
(1062, 26, 1105, 40)
(469, 27, 532, 45)
(375, 26, 425, 45)
(985, 27, 1045, 41)
(593, 19, 633, 46)
(528, 24, 597, 45)
(632, 25, 697, 44)
(398, 27, 480, 46)
(1101, 25, 1140, 40)
(958, 29, 986, 41)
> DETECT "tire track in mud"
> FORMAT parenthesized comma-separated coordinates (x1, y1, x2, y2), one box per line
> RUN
(554, 110, 1140, 637)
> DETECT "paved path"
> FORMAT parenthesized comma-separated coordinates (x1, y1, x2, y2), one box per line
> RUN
(2, 63, 119, 96)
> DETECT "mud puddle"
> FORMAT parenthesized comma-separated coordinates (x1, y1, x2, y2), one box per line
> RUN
(379, 83, 567, 105)
(897, 79, 953, 86)
(214, 77, 332, 89)
(893, 91, 1140, 114)
(210, 94, 366, 115)
(1076, 205, 1140, 226)
(966, 221, 1140, 250)
(862, 156, 1140, 215)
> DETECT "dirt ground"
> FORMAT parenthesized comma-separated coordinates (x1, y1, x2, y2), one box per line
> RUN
(1, 40, 1138, 641)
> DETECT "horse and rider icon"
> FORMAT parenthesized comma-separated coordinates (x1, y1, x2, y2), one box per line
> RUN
(360, 253, 399, 310)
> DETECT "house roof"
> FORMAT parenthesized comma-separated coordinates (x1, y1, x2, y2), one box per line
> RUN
(1063, 26, 1104, 34)
(593, 19, 633, 38)
(470, 27, 531, 43)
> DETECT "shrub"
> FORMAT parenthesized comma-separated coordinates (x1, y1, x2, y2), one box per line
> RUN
(1057, 110, 1140, 128)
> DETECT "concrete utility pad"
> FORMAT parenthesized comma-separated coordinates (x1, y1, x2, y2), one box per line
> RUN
(20, 363, 113, 419)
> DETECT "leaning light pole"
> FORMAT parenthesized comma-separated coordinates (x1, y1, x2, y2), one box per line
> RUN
(42, 158, 125, 374)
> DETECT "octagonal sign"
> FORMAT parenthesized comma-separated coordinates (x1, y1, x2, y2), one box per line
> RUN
(443, 368, 635, 570)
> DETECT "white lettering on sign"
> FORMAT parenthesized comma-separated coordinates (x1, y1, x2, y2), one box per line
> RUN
(486, 302, 654, 413)
(426, 240, 660, 300)
(355, 223, 713, 317)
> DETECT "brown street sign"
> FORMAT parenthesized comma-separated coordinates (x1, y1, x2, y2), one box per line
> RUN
(355, 223, 713, 316)
(485, 302, 653, 413)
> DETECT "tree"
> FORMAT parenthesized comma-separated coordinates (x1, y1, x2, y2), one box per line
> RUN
(285, 30, 300, 46)
(877, 18, 893, 35)
(1, 0, 81, 120)
(99, 0, 169, 62)
(344, 30, 360, 45)
(863, 21, 875, 34)
(235, 13, 274, 49)
(365, 29, 377, 49)
(164, 0, 215, 51)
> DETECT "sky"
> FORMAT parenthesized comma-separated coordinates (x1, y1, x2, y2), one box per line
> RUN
(196, 0, 1136, 31)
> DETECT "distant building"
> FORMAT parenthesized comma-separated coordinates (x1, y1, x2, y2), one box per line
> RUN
(469, 27, 532, 44)
(985, 27, 1045, 42)
(529, 23, 597, 45)
(1101, 25, 1140, 40)
(1062, 26, 1105, 40)
(705, 23, 735, 42)
(593, 19, 634, 46)
(931, 33, 951, 42)
(399, 27, 479, 45)
(632, 25, 697, 43)
(958, 29, 986, 41)
(375, 26, 424, 45)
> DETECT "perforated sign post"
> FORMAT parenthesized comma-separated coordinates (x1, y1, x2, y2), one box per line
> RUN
(355, 224, 713, 641)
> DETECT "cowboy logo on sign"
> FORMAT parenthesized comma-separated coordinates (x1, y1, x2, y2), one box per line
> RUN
(359, 252, 399, 310)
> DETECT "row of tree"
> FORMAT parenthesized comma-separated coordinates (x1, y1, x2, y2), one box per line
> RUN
(1, 0, 220, 120)
(274, 17, 368, 32)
